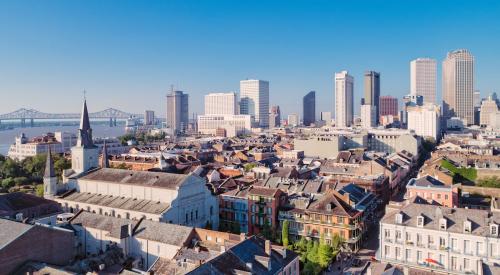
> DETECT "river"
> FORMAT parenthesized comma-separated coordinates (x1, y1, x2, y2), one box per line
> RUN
(0, 124, 126, 155)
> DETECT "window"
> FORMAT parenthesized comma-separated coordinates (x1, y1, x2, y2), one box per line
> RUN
(416, 234, 422, 245)
(477, 241, 483, 255)
(396, 230, 402, 241)
(405, 249, 411, 261)
(384, 245, 390, 257)
(417, 216, 424, 227)
(439, 218, 447, 230)
(464, 258, 470, 270)
(439, 237, 445, 247)
(395, 247, 401, 259)
(464, 220, 472, 233)
(491, 224, 499, 236)
(428, 235, 434, 246)
(185, 213, 188, 224)
(464, 240, 471, 254)
(451, 238, 458, 251)
(406, 232, 411, 241)
(384, 229, 391, 238)
(451, 256, 457, 270)
(417, 251, 423, 263)
(196, 210, 198, 219)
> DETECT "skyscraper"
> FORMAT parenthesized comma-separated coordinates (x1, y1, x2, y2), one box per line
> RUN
(269, 105, 281, 128)
(144, 110, 155, 125)
(303, 91, 316, 126)
(204, 92, 238, 115)
(335, 71, 354, 127)
(442, 49, 474, 125)
(410, 58, 437, 104)
(360, 104, 376, 129)
(379, 96, 398, 116)
(240, 79, 269, 128)
(364, 71, 380, 124)
(474, 90, 481, 108)
(166, 90, 189, 135)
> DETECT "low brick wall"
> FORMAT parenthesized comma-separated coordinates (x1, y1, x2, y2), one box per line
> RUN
(476, 168, 500, 179)
(459, 184, 500, 197)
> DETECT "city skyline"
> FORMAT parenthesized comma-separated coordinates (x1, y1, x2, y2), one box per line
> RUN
(1, 1, 500, 118)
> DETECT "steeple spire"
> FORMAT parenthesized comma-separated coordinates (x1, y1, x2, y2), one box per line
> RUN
(77, 99, 95, 148)
(101, 140, 109, 168)
(44, 146, 56, 178)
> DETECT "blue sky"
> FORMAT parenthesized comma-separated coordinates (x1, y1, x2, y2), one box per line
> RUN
(1, 0, 500, 118)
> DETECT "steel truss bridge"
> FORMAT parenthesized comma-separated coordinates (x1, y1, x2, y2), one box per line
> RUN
(0, 108, 143, 127)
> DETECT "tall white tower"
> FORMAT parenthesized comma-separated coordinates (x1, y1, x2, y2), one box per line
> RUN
(43, 147, 58, 198)
(240, 80, 269, 128)
(410, 58, 437, 104)
(442, 49, 475, 125)
(71, 100, 99, 174)
(335, 71, 354, 127)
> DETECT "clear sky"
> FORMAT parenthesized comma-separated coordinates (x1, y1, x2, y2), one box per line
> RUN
(1, 0, 500, 118)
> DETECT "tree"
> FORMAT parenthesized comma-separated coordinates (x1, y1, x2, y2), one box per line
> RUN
(0, 158, 22, 179)
(261, 219, 274, 240)
(318, 235, 333, 268)
(331, 233, 342, 252)
(282, 220, 289, 247)
(1, 178, 15, 190)
(54, 156, 71, 178)
(35, 184, 44, 197)
(13, 177, 30, 186)
(22, 154, 46, 179)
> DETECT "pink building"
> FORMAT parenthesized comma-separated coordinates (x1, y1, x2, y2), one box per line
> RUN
(405, 175, 459, 207)
(379, 96, 398, 116)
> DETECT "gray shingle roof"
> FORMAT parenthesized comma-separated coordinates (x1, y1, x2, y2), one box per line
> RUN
(0, 218, 33, 249)
(382, 202, 500, 237)
(79, 168, 200, 190)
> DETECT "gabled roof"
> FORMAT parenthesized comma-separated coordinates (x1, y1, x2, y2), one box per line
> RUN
(0, 218, 33, 250)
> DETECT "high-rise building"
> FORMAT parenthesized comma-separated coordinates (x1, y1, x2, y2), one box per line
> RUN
(269, 105, 281, 128)
(407, 104, 441, 141)
(410, 58, 437, 104)
(480, 95, 499, 127)
(240, 80, 269, 128)
(364, 71, 380, 124)
(320, 111, 332, 125)
(335, 71, 354, 127)
(442, 49, 475, 125)
(360, 104, 376, 129)
(288, 114, 299, 127)
(204, 92, 238, 115)
(144, 110, 155, 125)
(379, 96, 398, 117)
(166, 90, 189, 135)
(474, 90, 481, 108)
(303, 91, 316, 126)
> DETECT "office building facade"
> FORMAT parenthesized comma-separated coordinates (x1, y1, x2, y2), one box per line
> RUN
(364, 71, 381, 124)
(240, 79, 269, 128)
(335, 71, 354, 127)
(166, 90, 189, 135)
(442, 49, 475, 125)
(303, 91, 316, 126)
(204, 92, 238, 115)
(410, 58, 437, 104)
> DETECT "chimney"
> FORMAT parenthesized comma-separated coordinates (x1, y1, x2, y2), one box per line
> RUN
(265, 240, 271, 255)
(240, 233, 246, 241)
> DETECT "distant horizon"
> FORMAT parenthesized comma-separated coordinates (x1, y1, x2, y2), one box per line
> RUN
(1, 1, 500, 118)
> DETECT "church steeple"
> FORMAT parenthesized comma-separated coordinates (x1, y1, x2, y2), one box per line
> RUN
(71, 98, 100, 174)
(101, 140, 109, 168)
(43, 147, 58, 198)
(44, 146, 55, 178)
(77, 99, 95, 148)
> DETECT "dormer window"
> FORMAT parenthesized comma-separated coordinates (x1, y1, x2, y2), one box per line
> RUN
(439, 218, 447, 230)
(417, 215, 424, 228)
(464, 219, 472, 233)
(395, 212, 403, 224)
(491, 224, 499, 237)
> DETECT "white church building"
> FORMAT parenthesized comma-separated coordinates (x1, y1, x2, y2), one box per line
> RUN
(44, 100, 219, 229)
